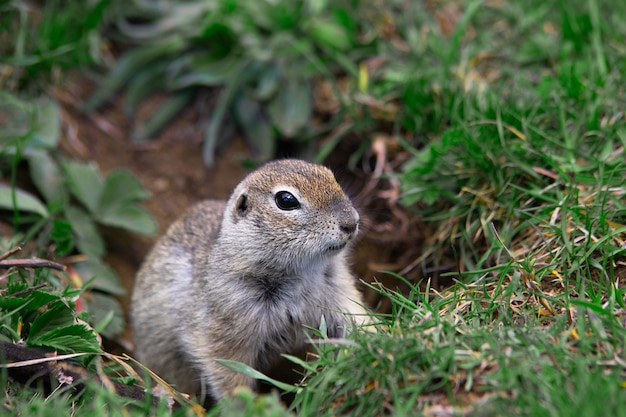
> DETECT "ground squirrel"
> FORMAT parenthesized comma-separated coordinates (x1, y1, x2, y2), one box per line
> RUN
(131, 159, 366, 401)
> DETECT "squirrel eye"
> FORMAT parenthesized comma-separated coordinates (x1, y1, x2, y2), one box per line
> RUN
(275, 191, 300, 210)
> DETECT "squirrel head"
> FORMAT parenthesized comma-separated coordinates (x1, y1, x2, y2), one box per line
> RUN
(218, 159, 359, 275)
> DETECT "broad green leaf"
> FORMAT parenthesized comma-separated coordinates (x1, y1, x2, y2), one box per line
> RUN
(65, 205, 105, 258)
(50, 219, 74, 255)
(0, 94, 58, 150)
(268, 2, 301, 30)
(29, 97, 60, 148)
(172, 53, 239, 89)
(93, 310, 115, 335)
(0, 91, 29, 146)
(233, 94, 276, 161)
(203, 61, 250, 167)
(308, 0, 327, 15)
(172, 68, 232, 89)
(265, 34, 312, 59)
(28, 323, 102, 353)
(0, 296, 29, 311)
(240, 1, 274, 30)
(73, 259, 126, 296)
(87, 292, 125, 338)
(63, 160, 103, 213)
(98, 168, 150, 211)
(0, 184, 48, 217)
(308, 20, 351, 51)
(116, 4, 207, 40)
(29, 301, 76, 340)
(27, 149, 67, 205)
(25, 290, 62, 311)
(215, 359, 299, 393)
(123, 61, 170, 115)
(85, 35, 187, 110)
(197, 21, 238, 59)
(267, 77, 312, 138)
(96, 204, 157, 236)
(246, 64, 281, 101)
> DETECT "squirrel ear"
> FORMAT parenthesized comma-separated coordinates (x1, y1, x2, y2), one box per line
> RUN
(235, 193, 248, 215)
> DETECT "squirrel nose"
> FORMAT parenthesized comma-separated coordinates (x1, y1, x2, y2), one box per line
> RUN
(338, 206, 359, 235)
(340, 221, 357, 234)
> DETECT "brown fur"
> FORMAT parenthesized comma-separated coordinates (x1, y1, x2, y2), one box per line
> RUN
(131, 159, 366, 401)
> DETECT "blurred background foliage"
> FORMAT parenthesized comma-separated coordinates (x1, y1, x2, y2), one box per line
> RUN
(86, 0, 381, 164)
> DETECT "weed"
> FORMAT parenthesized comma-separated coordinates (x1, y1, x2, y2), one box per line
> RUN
(87, 0, 376, 165)
(0, 0, 107, 91)
(0, 91, 155, 338)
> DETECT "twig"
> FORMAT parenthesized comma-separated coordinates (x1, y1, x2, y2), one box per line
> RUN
(0, 246, 22, 261)
(0, 341, 175, 409)
(0, 258, 66, 271)
(6, 283, 47, 297)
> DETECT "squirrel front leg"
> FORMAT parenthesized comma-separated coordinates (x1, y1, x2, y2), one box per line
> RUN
(195, 345, 259, 400)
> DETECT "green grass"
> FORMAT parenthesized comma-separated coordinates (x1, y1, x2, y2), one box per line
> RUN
(2, 0, 626, 416)
(292, 0, 626, 414)
(0, 0, 106, 91)
(284, 0, 626, 415)
(290, 278, 626, 416)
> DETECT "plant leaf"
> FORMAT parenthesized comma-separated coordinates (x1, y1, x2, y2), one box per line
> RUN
(96, 204, 157, 236)
(87, 292, 125, 338)
(267, 77, 312, 138)
(172, 53, 239, 89)
(116, 3, 207, 40)
(50, 219, 74, 255)
(233, 94, 276, 161)
(308, 19, 351, 51)
(0, 289, 58, 312)
(65, 205, 105, 258)
(308, 0, 328, 15)
(98, 168, 150, 212)
(123, 61, 170, 115)
(0, 94, 60, 150)
(63, 161, 103, 213)
(85, 35, 186, 110)
(29, 97, 61, 149)
(246, 63, 280, 101)
(0, 91, 30, 147)
(73, 259, 126, 296)
(26, 149, 67, 205)
(91, 167, 156, 235)
(28, 323, 102, 353)
(28, 301, 77, 340)
(215, 359, 299, 393)
(0, 184, 48, 217)
(203, 60, 251, 167)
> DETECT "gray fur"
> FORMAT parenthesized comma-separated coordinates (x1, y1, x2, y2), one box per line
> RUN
(131, 159, 366, 400)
